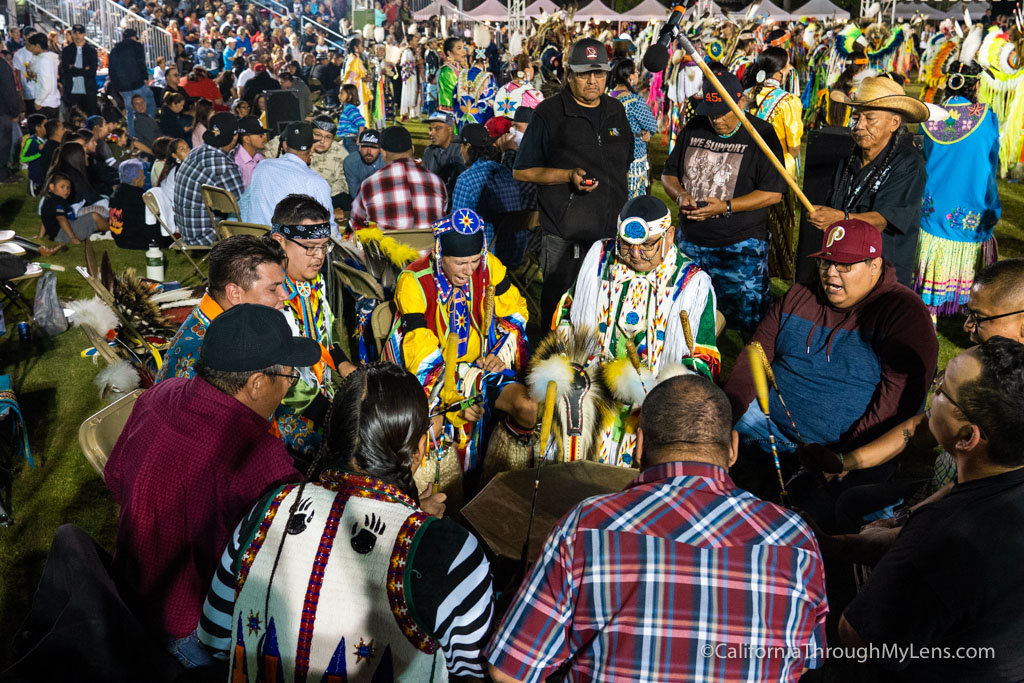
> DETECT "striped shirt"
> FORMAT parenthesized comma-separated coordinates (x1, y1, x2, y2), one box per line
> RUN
(486, 461, 828, 682)
(335, 103, 365, 138)
(198, 472, 494, 677)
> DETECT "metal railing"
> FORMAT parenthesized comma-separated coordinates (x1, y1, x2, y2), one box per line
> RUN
(23, 0, 174, 67)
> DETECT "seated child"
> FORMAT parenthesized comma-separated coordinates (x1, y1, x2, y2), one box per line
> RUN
(39, 173, 103, 246)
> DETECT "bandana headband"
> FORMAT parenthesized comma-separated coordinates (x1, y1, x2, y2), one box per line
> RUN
(311, 119, 335, 132)
(272, 221, 332, 240)
(617, 214, 671, 245)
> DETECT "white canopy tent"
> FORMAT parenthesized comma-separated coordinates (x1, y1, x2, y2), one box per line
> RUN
(468, 0, 509, 20)
(413, 0, 457, 20)
(791, 0, 850, 19)
(893, 1, 947, 19)
(526, 0, 562, 14)
(754, 0, 795, 20)
(622, 0, 672, 21)
(574, 0, 623, 21)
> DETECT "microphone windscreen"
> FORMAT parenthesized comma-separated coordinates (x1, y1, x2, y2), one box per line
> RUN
(642, 44, 670, 73)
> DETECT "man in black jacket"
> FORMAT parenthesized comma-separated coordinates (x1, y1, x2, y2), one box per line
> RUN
(108, 28, 155, 139)
(59, 25, 99, 115)
(0, 52, 23, 183)
(513, 38, 633, 326)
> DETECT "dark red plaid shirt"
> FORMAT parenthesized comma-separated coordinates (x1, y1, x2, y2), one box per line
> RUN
(104, 376, 298, 638)
(350, 156, 447, 231)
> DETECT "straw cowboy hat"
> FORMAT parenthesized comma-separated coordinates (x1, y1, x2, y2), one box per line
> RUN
(830, 76, 929, 123)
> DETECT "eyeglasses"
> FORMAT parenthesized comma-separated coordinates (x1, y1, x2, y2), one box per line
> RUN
(816, 258, 869, 274)
(285, 235, 333, 256)
(959, 305, 1024, 328)
(616, 235, 664, 262)
(931, 370, 987, 439)
(263, 371, 300, 386)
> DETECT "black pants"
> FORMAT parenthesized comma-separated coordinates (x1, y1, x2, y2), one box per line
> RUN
(540, 232, 589, 329)
(0, 114, 13, 181)
(64, 92, 97, 116)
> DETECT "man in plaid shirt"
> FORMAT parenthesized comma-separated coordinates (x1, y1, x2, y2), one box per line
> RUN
(349, 125, 447, 231)
(173, 112, 244, 246)
(487, 375, 828, 683)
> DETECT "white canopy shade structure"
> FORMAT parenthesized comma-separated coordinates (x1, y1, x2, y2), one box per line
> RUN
(575, 0, 624, 21)
(622, 0, 672, 20)
(692, 0, 726, 17)
(791, 0, 850, 19)
(892, 1, 947, 19)
(413, 0, 457, 20)
(754, 0, 795, 20)
(468, 0, 509, 20)
(527, 0, 562, 13)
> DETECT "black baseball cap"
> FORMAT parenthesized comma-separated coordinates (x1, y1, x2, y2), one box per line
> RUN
(72, 24, 86, 33)
(237, 116, 268, 135)
(455, 123, 493, 147)
(357, 129, 380, 147)
(380, 125, 412, 153)
(567, 38, 611, 73)
(696, 71, 743, 118)
(202, 112, 239, 147)
(284, 121, 314, 151)
(200, 304, 321, 372)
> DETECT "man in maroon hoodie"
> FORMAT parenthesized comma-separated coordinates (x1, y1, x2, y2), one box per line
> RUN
(104, 304, 318, 666)
(724, 219, 937, 530)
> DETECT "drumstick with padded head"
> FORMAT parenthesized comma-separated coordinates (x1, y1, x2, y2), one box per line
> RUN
(523, 380, 558, 571)
(749, 344, 788, 504)
(481, 284, 495, 358)
(442, 334, 460, 405)
(679, 310, 695, 353)
(750, 341, 805, 444)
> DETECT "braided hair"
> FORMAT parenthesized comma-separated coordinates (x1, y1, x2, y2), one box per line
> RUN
(259, 362, 429, 622)
(835, 120, 909, 213)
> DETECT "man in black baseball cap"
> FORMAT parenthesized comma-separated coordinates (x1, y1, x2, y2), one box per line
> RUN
(661, 66, 786, 334)
(203, 111, 239, 147)
(234, 116, 269, 189)
(343, 129, 385, 201)
(103, 302, 318, 660)
(512, 36, 634, 325)
(61, 22, 99, 115)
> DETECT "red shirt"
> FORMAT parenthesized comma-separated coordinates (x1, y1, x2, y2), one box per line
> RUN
(104, 376, 299, 638)
(182, 76, 222, 106)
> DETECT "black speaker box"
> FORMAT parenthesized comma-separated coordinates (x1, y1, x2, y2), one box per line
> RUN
(795, 127, 856, 283)
(264, 89, 301, 135)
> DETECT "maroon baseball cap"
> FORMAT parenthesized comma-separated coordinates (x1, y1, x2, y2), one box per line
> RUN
(809, 219, 881, 264)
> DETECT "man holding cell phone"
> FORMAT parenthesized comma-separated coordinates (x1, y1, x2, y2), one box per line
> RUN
(662, 68, 787, 334)
(513, 38, 634, 328)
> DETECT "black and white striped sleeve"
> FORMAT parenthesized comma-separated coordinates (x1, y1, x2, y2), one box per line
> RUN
(196, 492, 276, 657)
(407, 518, 495, 678)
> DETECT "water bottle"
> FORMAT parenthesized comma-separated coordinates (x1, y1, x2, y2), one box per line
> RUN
(146, 241, 165, 282)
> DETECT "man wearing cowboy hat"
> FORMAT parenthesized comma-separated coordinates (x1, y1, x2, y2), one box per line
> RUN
(807, 76, 928, 286)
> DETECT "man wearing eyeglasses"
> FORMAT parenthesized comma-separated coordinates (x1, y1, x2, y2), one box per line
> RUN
(241, 121, 338, 236)
(269, 194, 356, 445)
(724, 219, 937, 521)
(838, 337, 1024, 680)
(798, 258, 1024, 533)
(554, 196, 720, 467)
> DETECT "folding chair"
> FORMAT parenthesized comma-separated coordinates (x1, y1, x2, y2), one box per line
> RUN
(201, 184, 272, 240)
(216, 222, 270, 239)
(333, 261, 386, 302)
(370, 300, 396, 356)
(141, 190, 207, 284)
(380, 227, 435, 253)
(77, 389, 143, 476)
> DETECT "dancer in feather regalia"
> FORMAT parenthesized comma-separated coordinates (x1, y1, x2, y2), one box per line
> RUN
(385, 209, 537, 507)
(549, 196, 721, 467)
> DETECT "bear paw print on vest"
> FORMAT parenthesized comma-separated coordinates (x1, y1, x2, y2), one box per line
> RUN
(351, 513, 387, 554)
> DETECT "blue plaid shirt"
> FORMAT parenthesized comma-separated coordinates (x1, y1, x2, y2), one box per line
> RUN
(451, 159, 527, 267)
(173, 144, 245, 246)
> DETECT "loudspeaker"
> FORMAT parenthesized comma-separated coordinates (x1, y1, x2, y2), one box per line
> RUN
(795, 127, 856, 283)
(264, 89, 301, 135)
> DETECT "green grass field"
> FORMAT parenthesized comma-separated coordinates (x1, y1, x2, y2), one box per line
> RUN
(0, 117, 1022, 661)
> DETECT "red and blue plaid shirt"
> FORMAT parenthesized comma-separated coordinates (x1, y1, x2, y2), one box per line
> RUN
(486, 461, 828, 682)
(350, 156, 447, 231)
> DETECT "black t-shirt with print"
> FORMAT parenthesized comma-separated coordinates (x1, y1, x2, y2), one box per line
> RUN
(663, 115, 787, 247)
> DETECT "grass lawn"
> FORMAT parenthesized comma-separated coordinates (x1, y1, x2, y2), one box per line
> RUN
(1, 116, 1023, 661)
